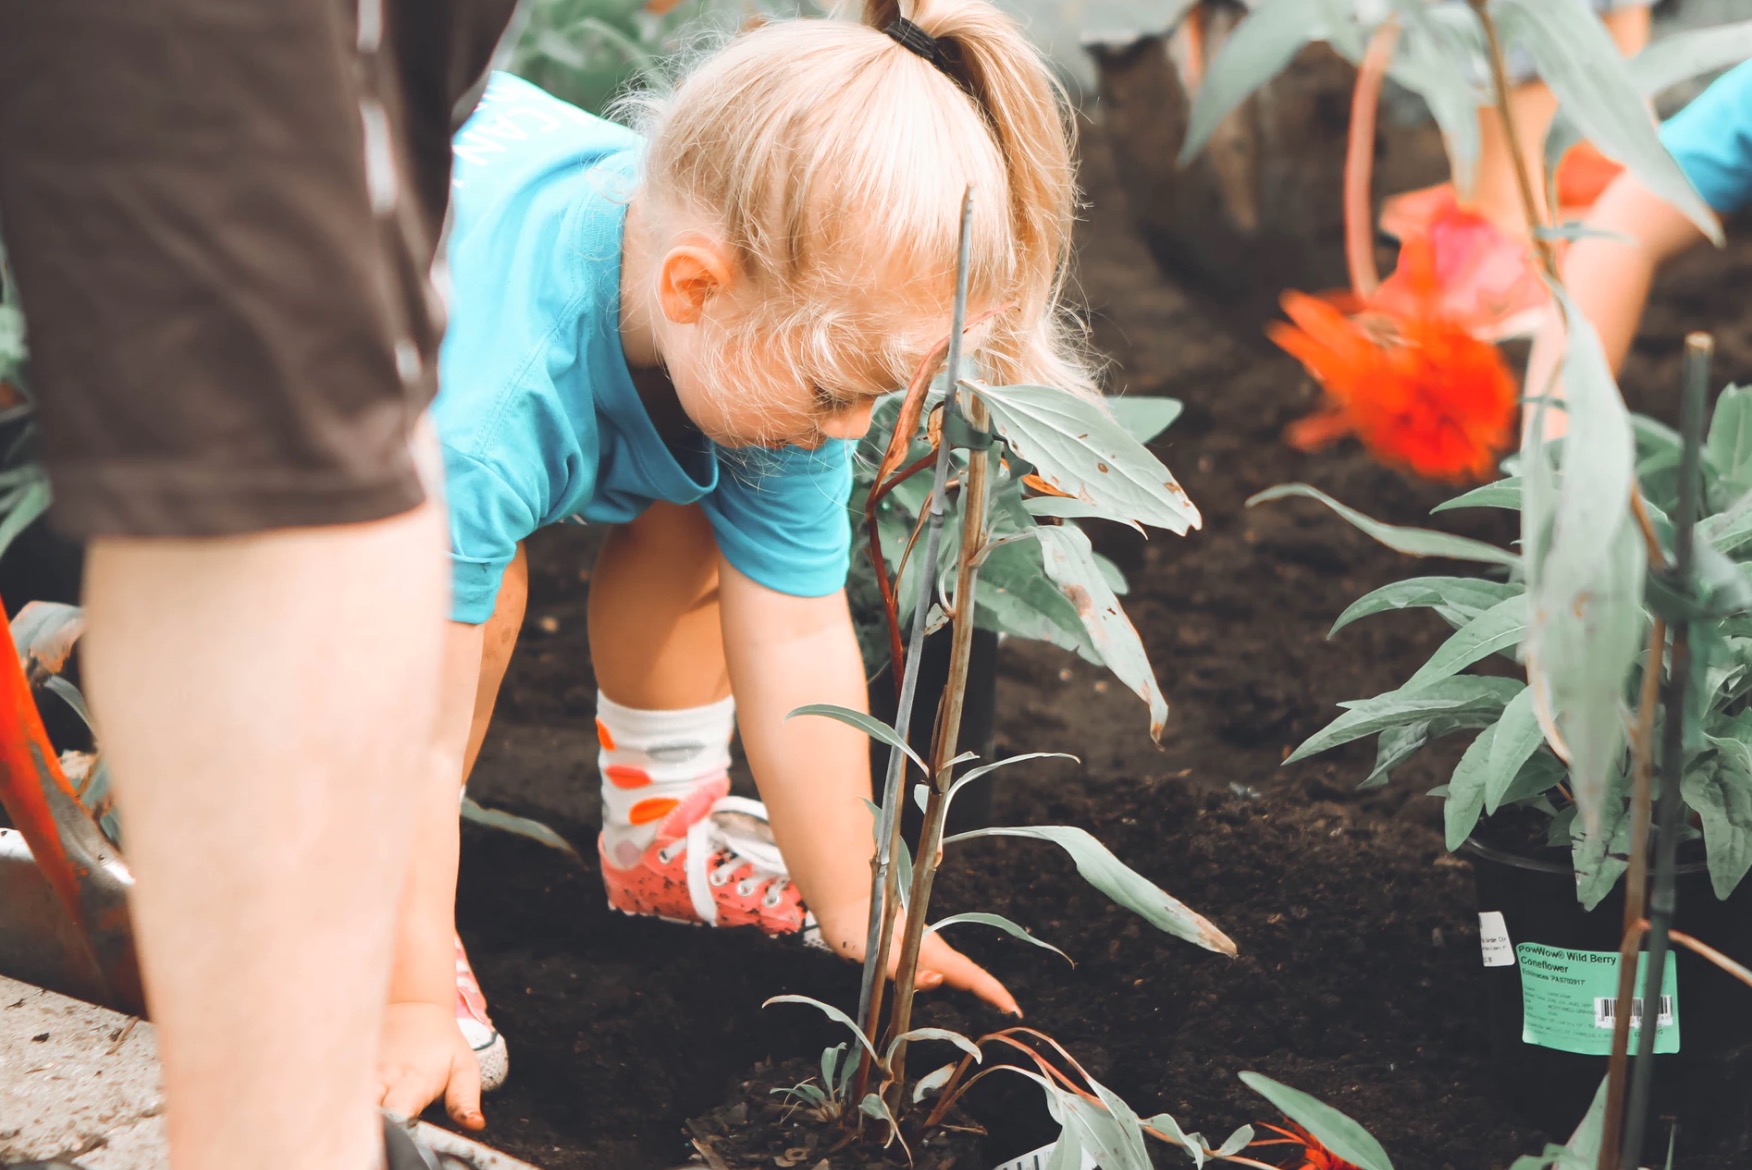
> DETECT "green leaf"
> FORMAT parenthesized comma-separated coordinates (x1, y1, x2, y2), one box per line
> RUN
(763, 995, 881, 1064)
(459, 797, 581, 860)
(10, 600, 84, 676)
(1106, 396, 1183, 445)
(1381, 3, 1485, 196)
(1036, 525, 1169, 739)
(975, 538, 1097, 656)
(1238, 1073, 1393, 1170)
(943, 824, 1237, 956)
(42, 675, 94, 733)
(1178, 0, 1335, 165)
(788, 704, 927, 776)
(969, 383, 1200, 534)
(1706, 384, 1752, 501)
(885, 1027, 981, 1067)
(1403, 594, 1526, 689)
(946, 752, 1079, 808)
(1145, 1111, 1209, 1167)
(0, 475, 48, 562)
(1431, 477, 1523, 514)
(1215, 1126, 1256, 1157)
(1249, 484, 1520, 568)
(928, 911, 1073, 965)
(1572, 775, 1631, 910)
(1702, 487, 1752, 555)
(1486, 687, 1545, 814)
(913, 1062, 958, 1104)
(1329, 577, 1521, 636)
(1288, 677, 1523, 764)
(1546, 22, 1752, 198)
(1526, 289, 1646, 841)
(1445, 725, 1498, 851)
(1682, 754, 1752, 899)
(1494, 0, 1720, 245)
(821, 1042, 848, 1099)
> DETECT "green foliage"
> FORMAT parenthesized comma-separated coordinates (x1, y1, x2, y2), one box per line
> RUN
(1265, 391, 1752, 906)
(505, 0, 791, 116)
(1238, 1073, 1394, 1170)
(848, 388, 1190, 736)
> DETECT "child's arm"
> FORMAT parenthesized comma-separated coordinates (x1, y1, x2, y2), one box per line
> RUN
(1524, 172, 1706, 436)
(717, 560, 1019, 1015)
(376, 617, 490, 1129)
(377, 546, 527, 1127)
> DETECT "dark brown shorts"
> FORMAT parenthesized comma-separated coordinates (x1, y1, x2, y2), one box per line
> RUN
(0, 0, 517, 537)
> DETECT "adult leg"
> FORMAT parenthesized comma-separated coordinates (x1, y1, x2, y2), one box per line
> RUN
(84, 507, 448, 1170)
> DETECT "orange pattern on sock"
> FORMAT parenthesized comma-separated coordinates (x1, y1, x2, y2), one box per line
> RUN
(628, 797, 680, 825)
(595, 718, 616, 750)
(605, 764, 650, 789)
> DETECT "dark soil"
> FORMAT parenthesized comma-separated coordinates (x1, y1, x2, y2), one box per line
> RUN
(684, 1059, 985, 1170)
(451, 120, 1752, 1170)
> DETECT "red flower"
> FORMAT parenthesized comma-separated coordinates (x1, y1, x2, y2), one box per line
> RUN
(1251, 1120, 1361, 1170)
(1267, 235, 1517, 482)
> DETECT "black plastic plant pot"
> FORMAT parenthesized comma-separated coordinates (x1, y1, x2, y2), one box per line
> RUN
(866, 626, 999, 843)
(1465, 837, 1752, 1158)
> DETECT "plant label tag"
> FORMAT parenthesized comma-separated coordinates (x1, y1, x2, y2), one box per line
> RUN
(990, 1143, 1099, 1170)
(1478, 911, 1514, 967)
(1516, 943, 1680, 1056)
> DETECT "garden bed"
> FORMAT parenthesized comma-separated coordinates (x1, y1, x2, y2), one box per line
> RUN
(453, 121, 1752, 1170)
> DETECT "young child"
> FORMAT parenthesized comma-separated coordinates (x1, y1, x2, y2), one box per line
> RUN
(1525, 57, 1752, 428)
(374, 0, 1090, 1129)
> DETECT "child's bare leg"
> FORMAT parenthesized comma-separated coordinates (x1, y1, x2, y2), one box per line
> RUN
(81, 503, 448, 1170)
(587, 502, 729, 707)
(1468, 5, 1652, 230)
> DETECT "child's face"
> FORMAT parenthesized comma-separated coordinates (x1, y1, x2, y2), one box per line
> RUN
(652, 243, 951, 451)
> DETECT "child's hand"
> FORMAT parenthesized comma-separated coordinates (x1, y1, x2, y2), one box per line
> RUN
(813, 904, 1021, 1017)
(377, 1000, 485, 1131)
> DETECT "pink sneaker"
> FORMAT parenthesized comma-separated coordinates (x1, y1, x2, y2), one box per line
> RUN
(454, 934, 508, 1092)
(600, 789, 822, 944)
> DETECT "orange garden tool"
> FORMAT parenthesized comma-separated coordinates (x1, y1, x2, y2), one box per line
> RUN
(0, 595, 141, 1012)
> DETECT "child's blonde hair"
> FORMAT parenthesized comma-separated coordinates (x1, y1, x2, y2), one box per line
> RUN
(623, 0, 1095, 401)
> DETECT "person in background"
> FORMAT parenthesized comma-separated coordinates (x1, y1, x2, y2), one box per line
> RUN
(0, 3, 515, 1168)
(1524, 57, 1752, 432)
(1375, 0, 1655, 339)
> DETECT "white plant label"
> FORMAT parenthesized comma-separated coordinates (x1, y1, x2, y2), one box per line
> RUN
(1478, 911, 1515, 967)
(991, 1143, 1099, 1170)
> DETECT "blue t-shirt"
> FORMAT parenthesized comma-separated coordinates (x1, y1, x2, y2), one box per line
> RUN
(437, 73, 854, 624)
(1661, 59, 1752, 215)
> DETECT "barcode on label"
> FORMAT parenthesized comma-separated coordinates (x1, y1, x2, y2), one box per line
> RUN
(1593, 995, 1673, 1030)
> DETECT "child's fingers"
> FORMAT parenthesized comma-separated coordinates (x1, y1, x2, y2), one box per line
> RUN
(446, 1047, 487, 1131)
(918, 936, 1021, 1017)
(379, 1068, 439, 1126)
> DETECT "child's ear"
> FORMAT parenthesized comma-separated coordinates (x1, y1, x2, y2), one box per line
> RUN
(657, 236, 735, 324)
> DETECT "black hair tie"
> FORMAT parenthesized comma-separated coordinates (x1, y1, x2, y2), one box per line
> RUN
(885, 17, 960, 82)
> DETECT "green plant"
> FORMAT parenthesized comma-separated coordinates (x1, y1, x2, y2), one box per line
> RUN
(1257, 386, 1752, 910)
(505, 0, 812, 117)
(765, 192, 1246, 1166)
(847, 390, 1187, 711)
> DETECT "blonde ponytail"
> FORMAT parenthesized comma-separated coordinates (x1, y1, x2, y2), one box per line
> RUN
(626, 0, 1096, 399)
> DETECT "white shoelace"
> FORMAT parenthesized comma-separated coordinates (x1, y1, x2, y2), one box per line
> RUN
(673, 795, 795, 926)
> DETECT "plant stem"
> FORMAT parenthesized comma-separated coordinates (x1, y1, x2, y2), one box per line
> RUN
(1600, 616, 1667, 1170)
(853, 188, 979, 1109)
(1622, 333, 1713, 1169)
(1469, 0, 1557, 278)
(1342, 19, 1398, 300)
(885, 361, 993, 1111)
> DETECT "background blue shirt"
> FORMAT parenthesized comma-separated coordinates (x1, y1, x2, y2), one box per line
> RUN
(438, 74, 854, 624)
(1661, 59, 1752, 215)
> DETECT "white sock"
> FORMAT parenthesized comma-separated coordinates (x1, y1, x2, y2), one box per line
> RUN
(596, 692, 735, 869)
